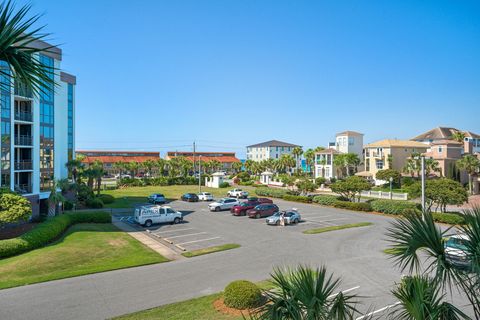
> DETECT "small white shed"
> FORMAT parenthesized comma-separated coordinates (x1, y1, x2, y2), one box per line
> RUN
(260, 171, 274, 185)
(205, 172, 226, 188)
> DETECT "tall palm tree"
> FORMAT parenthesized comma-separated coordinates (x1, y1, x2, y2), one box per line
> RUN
(280, 154, 296, 176)
(113, 161, 125, 177)
(403, 152, 422, 178)
(425, 158, 442, 177)
(231, 161, 243, 174)
(65, 159, 83, 182)
(127, 161, 140, 177)
(452, 131, 466, 143)
(142, 159, 156, 177)
(0, 1, 57, 94)
(48, 186, 65, 217)
(457, 154, 480, 194)
(292, 146, 303, 173)
(156, 158, 166, 177)
(249, 265, 360, 319)
(209, 159, 221, 173)
(304, 149, 315, 176)
(244, 160, 254, 174)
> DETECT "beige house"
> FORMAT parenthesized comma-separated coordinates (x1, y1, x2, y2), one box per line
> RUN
(359, 139, 429, 183)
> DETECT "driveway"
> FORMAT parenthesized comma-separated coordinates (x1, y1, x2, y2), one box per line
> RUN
(0, 199, 463, 319)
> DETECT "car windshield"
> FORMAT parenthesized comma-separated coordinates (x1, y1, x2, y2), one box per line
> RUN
(272, 212, 281, 217)
(446, 238, 469, 251)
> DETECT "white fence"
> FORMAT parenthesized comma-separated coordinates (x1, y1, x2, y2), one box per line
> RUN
(361, 190, 408, 201)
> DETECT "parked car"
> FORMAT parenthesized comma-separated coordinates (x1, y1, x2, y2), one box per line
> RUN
(227, 188, 249, 198)
(198, 192, 214, 201)
(247, 204, 279, 219)
(209, 198, 239, 212)
(134, 205, 183, 227)
(230, 200, 261, 216)
(246, 197, 273, 204)
(266, 210, 301, 225)
(115, 173, 131, 179)
(148, 193, 166, 204)
(181, 193, 199, 202)
(445, 234, 471, 268)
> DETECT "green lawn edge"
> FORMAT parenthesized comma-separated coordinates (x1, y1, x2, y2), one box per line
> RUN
(302, 222, 373, 234)
(182, 243, 241, 258)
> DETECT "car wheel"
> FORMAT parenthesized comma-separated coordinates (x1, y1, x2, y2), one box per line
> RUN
(144, 220, 152, 227)
(215, 206, 220, 212)
(255, 213, 260, 219)
(276, 220, 280, 226)
(173, 217, 181, 224)
(293, 218, 299, 224)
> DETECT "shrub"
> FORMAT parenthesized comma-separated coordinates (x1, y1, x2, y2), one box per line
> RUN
(224, 280, 262, 309)
(312, 195, 340, 206)
(236, 172, 251, 182)
(219, 181, 230, 188)
(255, 188, 287, 198)
(97, 194, 115, 204)
(330, 176, 372, 202)
(370, 199, 419, 215)
(63, 200, 74, 211)
(330, 177, 337, 183)
(238, 180, 254, 186)
(402, 177, 415, 187)
(432, 212, 465, 225)
(332, 200, 372, 212)
(0, 212, 111, 258)
(282, 194, 312, 203)
(77, 183, 94, 201)
(0, 193, 32, 225)
(85, 197, 104, 208)
(315, 177, 327, 186)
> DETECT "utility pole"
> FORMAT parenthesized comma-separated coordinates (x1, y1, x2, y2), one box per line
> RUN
(199, 155, 202, 193)
(193, 141, 196, 174)
(421, 155, 426, 220)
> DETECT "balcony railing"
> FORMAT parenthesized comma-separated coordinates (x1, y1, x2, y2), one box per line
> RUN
(14, 161, 33, 170)
(15, 184, 32, 194)
(14, 83, 33, 98)
(14, 112, 33, 122)
(14, 135, 33, 146)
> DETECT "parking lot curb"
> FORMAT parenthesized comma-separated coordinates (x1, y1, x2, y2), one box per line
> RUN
(175, 244, 187, 251)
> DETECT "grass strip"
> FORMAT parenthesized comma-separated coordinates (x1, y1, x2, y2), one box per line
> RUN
(302, 222, 373, 234)
(182, 243, 241, 258)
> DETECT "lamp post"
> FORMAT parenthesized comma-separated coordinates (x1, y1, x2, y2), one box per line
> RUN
(389, 176, 393, 199)
(420, 155, 425, 219)
(198, 155, 202, 193)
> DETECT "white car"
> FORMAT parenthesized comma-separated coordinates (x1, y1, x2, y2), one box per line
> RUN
(134, 205, 183, 227)
(198, 192, 213, 201)
(445, 234, 471, 268)
(227, 188, 248, 198)
(209, 198, 239, 212)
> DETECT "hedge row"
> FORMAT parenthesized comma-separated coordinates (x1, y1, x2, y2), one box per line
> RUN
(370, 199, 420, 215)
(282, 194, 312, 203)
(255, 188, 288, 198)
(332, 201, 372, 212)
(120, 176, 198, 187)
(432, 212, 465, 225)
(312, 195, 340, 206)
(0, 212, 111, 258)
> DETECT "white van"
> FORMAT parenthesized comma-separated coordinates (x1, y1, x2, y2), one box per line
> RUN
(134, 205, 183, 227)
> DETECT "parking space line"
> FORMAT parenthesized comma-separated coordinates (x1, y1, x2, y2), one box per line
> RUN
(166, 232, 207, 239)
(177, 237, 221, 245)
(355, 302, 400, 320)
(155, 228, 194, 234)
(328, 286, 360, 299)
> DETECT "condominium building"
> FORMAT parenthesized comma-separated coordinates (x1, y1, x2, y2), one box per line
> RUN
(412, 127, 480, 154)
(165, 151, 240, 172)
(0, 40, 76, 217)
(314, 131, 364, 180)
(77, 151, 160, 175)
(359, 139, 428, 183)
(246, 140, 300, 162)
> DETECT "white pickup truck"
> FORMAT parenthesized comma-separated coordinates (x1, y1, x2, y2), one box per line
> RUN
(227, 188, 249, 198)
(134, 205, 182, 227)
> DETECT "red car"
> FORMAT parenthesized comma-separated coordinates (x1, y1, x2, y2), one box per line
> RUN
(230, 201, 260, 216)
(247, 197, 273, 204)
(247, 204, 279, 219)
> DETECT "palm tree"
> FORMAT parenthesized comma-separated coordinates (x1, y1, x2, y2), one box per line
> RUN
(142, 159, 156, 177)
(292, 146, 303, 173)
(244, 160, 254, 174)
(385, 207, 480, 318)
(403, 152, 422, 178)
(48, 186, 65, 217)
(280, 154, 296, 176)
(113, 161, 125, 177)
(231, 161, 243, 174)
(209, 159, 221, 173)
(0, 1, 57, 94)
(457, 154, 480, 194)
(156, 158, 167, 177)
(425, 158, 442, 177)
(304, 149, 315, 176)
(65, 159, 83, 182)
(452, 131, 466, 143)
(127, 161, 140, 177)
(249, 265, 360, 319)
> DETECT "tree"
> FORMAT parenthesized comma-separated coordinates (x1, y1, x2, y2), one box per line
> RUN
(452, 131, 466, 143)
(250, 265, 359, 320)
(304, 149, 315, 176)
(279, 154, 295, 175)
(127, 161, 141, 177)
(244, 160, 254, 174)
(0, 192, 32, 225)
(330, 176, 371, 202)
(292, 146, 303, 173)
(65, 159, 83, 182)
(333, 153, 361, 177)
(425, 158, 442, 177)
(403, 152, 422, 178)
(156, 158, 167, 177)
(457, 154, 480, 195)
(375, 169, 401, 185)
(425, 178, 468, 212)
(142, 159, 157, 177)
(279, 174, 295, 190)
(48, 186, 65, 217)
(113, 161, 126, 177)
(0, 1, 57, 94)
(232, 161, 243, 173)
(295, 178, 317, 195)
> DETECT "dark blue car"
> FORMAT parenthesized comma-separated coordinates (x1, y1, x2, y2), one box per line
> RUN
(181, 193, 199, 202)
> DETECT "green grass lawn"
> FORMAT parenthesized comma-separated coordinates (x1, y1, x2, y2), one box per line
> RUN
(0, 223, 168, 290)
(302, 222, 373, 234)
(182, 243, 241, 258)
(103, 185, 256, 208)
(113, 281, 273, 320)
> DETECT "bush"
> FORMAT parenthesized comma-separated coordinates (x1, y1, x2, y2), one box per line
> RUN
(219, 181, 230, 188)
(282, 194, 312, 203)
(63, 200, 74, 211)
(0, 212, 111, 258)
(315, 177, 327, 186)
(223, 280, 262, 309)
(332, 200, 372, 212)
(312, 195, 340, 206)
(238, 180, 254, 186)
(0, 193, 32, 225)
(97, 194, 115, 204)
(85, 197, 104, 208)
(119, 178, 144, 187)
(370, 199, 419, 215)
(255, 188, 287, 198)
(77, 183, 94, 201)
(402, 177, 415, 187)
(236, 172, 251, 182)
(432, 212, 465, 225)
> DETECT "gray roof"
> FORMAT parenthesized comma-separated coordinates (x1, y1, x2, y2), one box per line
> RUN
(335, 130, 363, 136)
(247, 140, 300, 148)
(412, 127, 480, 141)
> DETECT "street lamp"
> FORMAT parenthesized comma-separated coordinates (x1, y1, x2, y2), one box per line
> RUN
(389, 176, 393, 199)
(414, 155, 426, 220)
(198, 155, 202, 193)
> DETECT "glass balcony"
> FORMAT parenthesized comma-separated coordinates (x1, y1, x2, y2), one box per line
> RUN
(14, 82, 33, 98)
(14, 161, 33, 170)
(14, 183, 32, 194)
(14, 112, 33, 122)
(14, 135, 33, 146)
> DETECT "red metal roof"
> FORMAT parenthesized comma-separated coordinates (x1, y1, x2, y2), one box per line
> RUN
(169, 155, 240, 163)
(81, 155, 159, 164)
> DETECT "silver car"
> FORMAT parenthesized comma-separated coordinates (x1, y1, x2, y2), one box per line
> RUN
(445, 234, 471, 268)
(208, 198, 239, 212)
(266, 210, 301, 225)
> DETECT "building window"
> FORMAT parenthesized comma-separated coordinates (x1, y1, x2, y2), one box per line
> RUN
(438, 146, 443, 153)
(67, 83, 74, 162)
(0, 61, 10, 188)
(348, 137, 354, 146)
(376, 160, 384, 170)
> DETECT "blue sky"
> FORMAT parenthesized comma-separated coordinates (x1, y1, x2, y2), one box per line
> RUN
(23, 0, 480, 158)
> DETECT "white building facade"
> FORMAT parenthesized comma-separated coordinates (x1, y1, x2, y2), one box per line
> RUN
(246, 140, 300, 162)
(0, 40, 76, 217)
